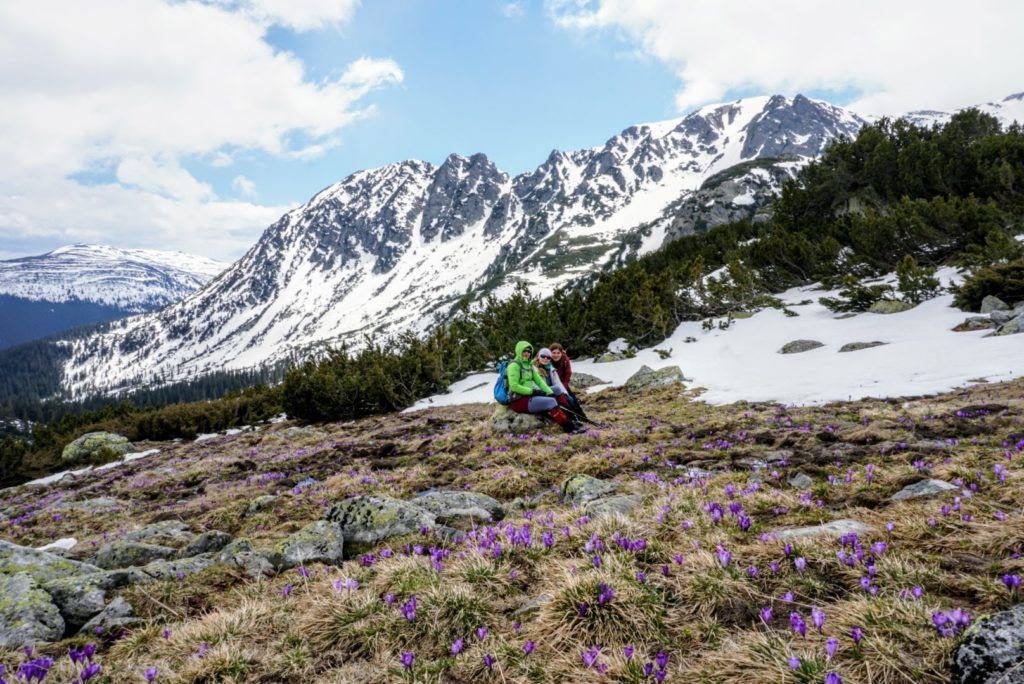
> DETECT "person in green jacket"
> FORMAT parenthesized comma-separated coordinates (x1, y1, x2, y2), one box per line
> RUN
(507, 341, 584, 434)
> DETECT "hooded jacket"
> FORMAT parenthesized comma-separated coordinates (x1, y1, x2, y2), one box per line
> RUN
(506, 340, 553, 399)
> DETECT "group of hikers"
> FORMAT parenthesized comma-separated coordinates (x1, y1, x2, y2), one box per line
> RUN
(501, 341, 591, 435)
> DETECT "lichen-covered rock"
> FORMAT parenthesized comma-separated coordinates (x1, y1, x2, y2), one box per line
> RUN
(838, 341, 889, 352)
(779, 339, 825, 354)
(773, 519, 874, 540)
(868, 299, 915, 314)
(561, 474, 618, 506)
(213, 539, 275, 578)
(490, 404, 548, 434)
(52, 497, 125, 512)
(569, 373, 605, 389)
(91, 541, 177, 570)
(266, 520, 346, 570)
(594, 351, 628, 363)
(980, 295, 1010, 313)
(787, 472, 814, 489)
(951, 603, 1024, 684)
(141, 553, 217, 580)
(414, 490, 505, 524)
(889, 478, 958, 501)
(41, 576, 106, 627)
(61, 431, 132, 463)
(77, 596, 138, 637)
(0, 573, 64, 647)
(624, 365, 685, 393)
(584, 494, 643, 518)
(246, 494, 279, 516)
(123, 520, 197, 547)
(182, 530, 234, 557)
(324, 495, 436, 558)
(993, 312, 1024, 336)
(0, 540, 103, 584)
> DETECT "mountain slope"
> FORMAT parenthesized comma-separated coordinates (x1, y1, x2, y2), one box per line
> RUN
(56, 92, 1024, 398)
(0, 245, 226, 349)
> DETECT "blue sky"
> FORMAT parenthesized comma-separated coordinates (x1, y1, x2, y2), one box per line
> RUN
(1, 0, 1020, 261)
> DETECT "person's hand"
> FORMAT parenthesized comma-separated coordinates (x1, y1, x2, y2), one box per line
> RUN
(531, 389, 546, 397)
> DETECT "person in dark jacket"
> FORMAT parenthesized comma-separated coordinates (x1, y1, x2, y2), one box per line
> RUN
(548, 342, 589, 422)
(506, 341, 584, 434)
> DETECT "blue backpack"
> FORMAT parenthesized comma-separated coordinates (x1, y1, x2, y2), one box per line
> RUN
(493, 359, 511, 405)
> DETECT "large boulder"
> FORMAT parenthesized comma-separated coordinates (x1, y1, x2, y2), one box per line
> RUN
(773, 519, 874, 540)
(625, 365, 685, 393)
(413, 490, 505, 525)
(491, 404, 548, 434)
(570, 373, 605, 389)
(993, 312, 1024, 336)
(889, 478, 958, 501)
(952, 603, 1024, 684)
(838, 341, 889, 352)
(980, 295, 1010, 313)
(779, 340, 825, 354)
(868, 299, 915, 314)
(0, 540, 103, 584)
(182, 530, 234, 557)
(91, 541, 177, 570)
(61, 431, 132, 463)
(561, 474, 618, 506)
(584, 494, 643, 518)
(217, 540, 275, 579)
(0, 573, 64, 647)
(324, 495, 436, 557)
(40, 576, 106, 628)
(141, 554, 217, 580)
(266, 521, 346, 570)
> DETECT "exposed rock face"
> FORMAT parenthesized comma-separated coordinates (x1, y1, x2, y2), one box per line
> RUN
(868, 299, 915, 314)
(40, 576, 106, 628)
(951, 603, 1024, 684)
(779, 340, 825, 354)
(414, 490, 505, 524)
(490, 405, 549, 434)
(91, 541, 177, 570)
(561, 474, 618, 506)
(889, 479, 959, 501)
(0, 573, 65, 647)
(217, 539, 275, 579)
(324, 495, 436, 558)
(267, 521, 346, 570)
(61, 431, 132, 463)
(773, 519, 874, 540)
(980, 295, 1009, 313)
(838, 341, 888, 352)
(625, 365, 685, 393)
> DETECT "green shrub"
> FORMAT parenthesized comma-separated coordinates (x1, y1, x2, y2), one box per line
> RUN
(819, 276, 895, 312)
(952, 258, 1024, 311)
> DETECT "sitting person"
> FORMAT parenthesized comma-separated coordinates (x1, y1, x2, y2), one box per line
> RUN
(506, 341, 585, 434)
(548, 342, 589, 422)
(534, 347, 572, 410)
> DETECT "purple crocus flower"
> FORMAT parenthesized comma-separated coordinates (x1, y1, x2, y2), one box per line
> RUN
(789, 612, 807, 637)
(476, 626, 488, 641)
(624, 645, 635, 661)
(451, 638, 464, 655)
(655, 652, 669, 670)
(145, 667, 158, 683)
(80, 661, 101, 681)
(18, 658, 55, 683)
(401, 652, 414, 670)
(484, 654, 494, 671)
(1002, 574, 1022, 591)
(794, 557, 807, 574)
(788, 656, 800, 670)
(825, 672, 842, 684)
(760, 606, 773, 624)
(524, 641, 535, 655)
(826, 637, 839, 659)
(811, 607, 825, 632)
(582, 647, 600, 668)
(715, 545, 732, 568)
(851, 626, 864, 645)
(282, 583, 293, 597)
(401, 596, 417, 621)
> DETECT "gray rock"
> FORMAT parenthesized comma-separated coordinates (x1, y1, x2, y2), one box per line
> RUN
(889, 478, 959, 501)
(0, 573, 64, 647)
(953, 317, 997, 332)
(991, 309, 1015, 324)
(61, 431, 132, 463)
(217, 538, 255, 561)
(266, 520, 346, 570)
(994, 312, 1024, 336)
(91, 541, 177, 570)
(41, 576, 106, 627)
(0, 540, 104, 584)
(490, 404, 548, 434)
(838, 341, 889, 352)
(414, 490, 505, 524)
(624, 365, 685, 393)
(78, 596, 138, 637)
(246, 494, 279, 516)
(284, 426, 320, 440)
(787, 473, 814, 489)
(52, 497, 125, 512)
(182, 530, 234, 557)
(779, 339, 825, 354)
(980, 295, 1009, 313)
(561, 474, 618, 506)
(773, 519, 874, 540)
(231, 551, 276, 579)
(570, 373, 605, 389)
(952, 603, 1024, 684)
(594, 351, 628, 363)
(94, 568, 152, 589)
(868, 299, 915, 314)
(584, 494, 643, 518)
(141, 553, 217, 580)
(123, 520, 197, 547)
(513, 592, 553, 617)
(324, 495, 436, 558)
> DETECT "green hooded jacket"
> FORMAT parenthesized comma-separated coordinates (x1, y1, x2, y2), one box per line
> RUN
(506, 340, 553, 399)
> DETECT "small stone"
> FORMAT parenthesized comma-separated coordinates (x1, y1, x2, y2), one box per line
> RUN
(569, 373, 605, 389)
(0, 573, 64, 647)
(952, 603, 1024, 684)
(561, 474, 618, 506)
(779, 340, 825, 354)
(838, 341, 889, 352)
(868, 299, 915, 314)
(889, 478, 959, 501)
(787, 473, 814, 489)
(773, 519, 875, 540)
(980, 295, 1010, 313)
(246, 495, 279, 516)
(77, 596, 138, 637)
(513, 593, 553, 617)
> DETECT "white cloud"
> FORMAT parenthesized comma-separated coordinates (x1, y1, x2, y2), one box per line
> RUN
(501, 2, 525, 18)
(0, 0, 400, 260)
(231, 175, 258, 198)
(549, 0, 1024, 115)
